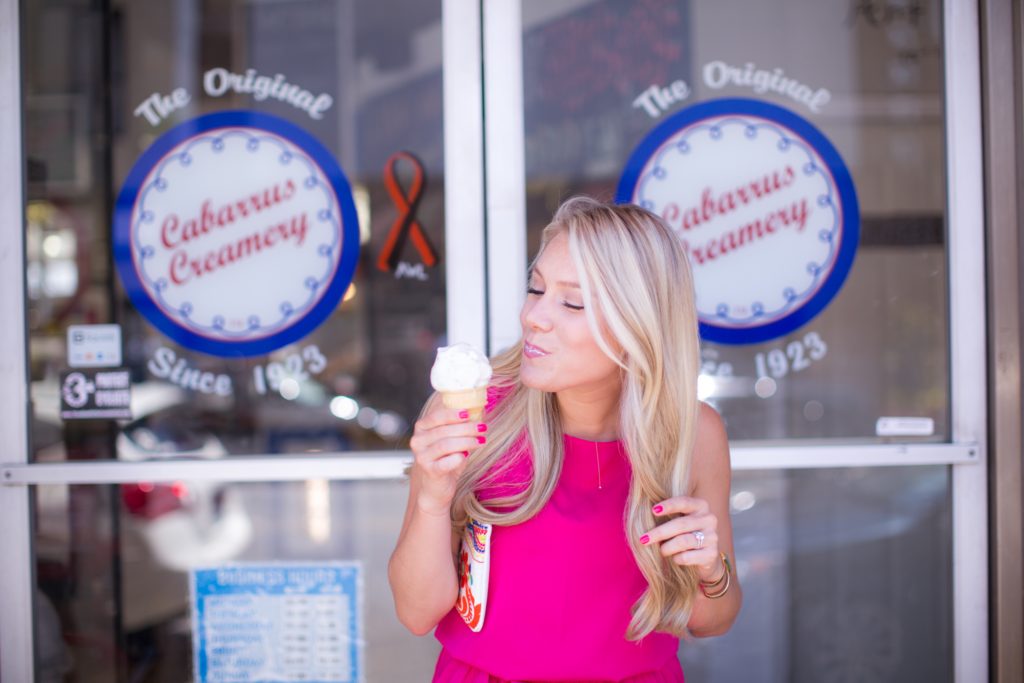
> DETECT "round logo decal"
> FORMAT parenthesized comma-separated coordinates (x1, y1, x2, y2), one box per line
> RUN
(113, 110, 359, 357)
(616, 98, 859, 345)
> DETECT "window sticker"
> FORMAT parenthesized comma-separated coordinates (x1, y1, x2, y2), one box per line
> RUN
(60, 368, 132, 420)
(113, 110, 360, 357)
(617, 98, 860, 345)
(376, 151, 438, 278)
(133, 69, 334, 128)
(875, 417, 935, 437)
(67, 324, 122, 368)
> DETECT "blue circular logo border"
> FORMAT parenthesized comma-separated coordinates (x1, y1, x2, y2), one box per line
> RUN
(615, 97, 860, 345)
(113, 110, 360, 358)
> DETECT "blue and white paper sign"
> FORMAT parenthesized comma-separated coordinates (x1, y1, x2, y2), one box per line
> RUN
(114, 111, 360, 357)
(190, 563, 363, 683)
(617, 98, 859, 345)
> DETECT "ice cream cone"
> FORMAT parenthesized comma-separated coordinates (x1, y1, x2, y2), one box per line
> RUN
(441, 387, 488, 422)
(431, 343, 492, 422)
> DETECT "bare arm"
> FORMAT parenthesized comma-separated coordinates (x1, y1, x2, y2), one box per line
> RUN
(642, 402, 742, 637)
(387, 394, 486, 636)
(685, 402, 742, 636)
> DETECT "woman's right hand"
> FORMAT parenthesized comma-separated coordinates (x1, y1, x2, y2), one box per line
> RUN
(408, 400, 487, 516)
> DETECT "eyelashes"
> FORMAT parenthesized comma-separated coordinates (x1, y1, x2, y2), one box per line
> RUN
(527, 287, 584, 311)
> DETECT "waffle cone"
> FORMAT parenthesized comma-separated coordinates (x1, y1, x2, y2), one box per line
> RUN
(441, 387, 488, 421)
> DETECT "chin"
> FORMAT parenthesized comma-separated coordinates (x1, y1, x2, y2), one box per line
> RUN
(519, 367, 559, 393)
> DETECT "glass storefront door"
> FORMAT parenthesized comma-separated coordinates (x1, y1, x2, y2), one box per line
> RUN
(1, 0, 988, 681)
(480, 1, 985, 682)
(4, 0, 485, 680)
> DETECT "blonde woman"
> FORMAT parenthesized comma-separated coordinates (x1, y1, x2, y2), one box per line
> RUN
(389, 197, 741, 681)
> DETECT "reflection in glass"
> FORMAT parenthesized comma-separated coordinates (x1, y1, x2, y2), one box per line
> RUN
(521, 0, 949, 441)
(24, 0, 447, 462)
(33, 468, 951, 682)
(34, 480, 438, 681)
(680, 466, 952, 682)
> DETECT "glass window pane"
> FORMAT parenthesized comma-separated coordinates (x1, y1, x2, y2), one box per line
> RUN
(34, 480, 440, 681)
(679, 466, 952, 682)
(32, 466, 951, 681)
(520, 0, 948, 441)
(24, 0, 447, 462)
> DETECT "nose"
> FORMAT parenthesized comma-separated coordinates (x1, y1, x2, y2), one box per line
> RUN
(522, 296, 553, 333)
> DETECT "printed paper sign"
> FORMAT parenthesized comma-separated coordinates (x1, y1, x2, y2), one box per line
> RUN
(191, 563, 363, 683)
(113, 110, 360, 357)
(617, 98, 860, 345)
(60, 368, 132, 420)
(67, 324, 123, 368)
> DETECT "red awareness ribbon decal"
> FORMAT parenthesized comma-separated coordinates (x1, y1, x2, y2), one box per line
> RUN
(377, 151, 438, 272)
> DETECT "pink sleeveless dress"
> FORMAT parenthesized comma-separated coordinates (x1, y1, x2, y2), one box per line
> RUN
(432, 391, 684, 682)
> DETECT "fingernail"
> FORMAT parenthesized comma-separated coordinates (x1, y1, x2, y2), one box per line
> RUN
(458, 410, 469, 419)
(653, 505, 664, 514)
(640, 534, 650, 545)
(476, 436, 486, 444)
(463, 451, 470, 458)
(477, 423, 488, 433)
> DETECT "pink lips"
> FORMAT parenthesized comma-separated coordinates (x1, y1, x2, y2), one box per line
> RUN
(523, 340, 550, 359)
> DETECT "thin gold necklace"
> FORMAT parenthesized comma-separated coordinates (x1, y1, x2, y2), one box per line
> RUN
(594, 441, 603, 490)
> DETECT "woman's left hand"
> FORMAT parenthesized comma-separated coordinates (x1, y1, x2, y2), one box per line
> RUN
(640, 496, 725, 583)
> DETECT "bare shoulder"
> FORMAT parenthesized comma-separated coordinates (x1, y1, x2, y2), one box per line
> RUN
(695, 401, 728, 451)
(690, 401, 731, 491)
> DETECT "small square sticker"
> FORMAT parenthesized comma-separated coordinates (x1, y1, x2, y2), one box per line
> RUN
(67, 324, 122, 368)
(60, 368, 132, 420)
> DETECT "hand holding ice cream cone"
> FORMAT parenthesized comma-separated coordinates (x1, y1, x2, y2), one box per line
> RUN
(407, 344, 493, 514)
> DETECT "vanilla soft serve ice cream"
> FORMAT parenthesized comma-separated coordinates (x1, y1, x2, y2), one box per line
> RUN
(431, 343, 492, 421)
(430, 343, 493, 392)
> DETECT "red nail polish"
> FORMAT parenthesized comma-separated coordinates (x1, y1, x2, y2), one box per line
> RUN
(463, 451, 470, 458)
(640, 534, 650, 545)
(477, 423, 488, 433)
(458, 410, 469, 419)
(653, 505, 664, 514)
(477, 436, 486, 444)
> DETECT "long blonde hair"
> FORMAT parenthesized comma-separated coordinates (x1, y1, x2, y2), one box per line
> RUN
(447, 196, 702, 639)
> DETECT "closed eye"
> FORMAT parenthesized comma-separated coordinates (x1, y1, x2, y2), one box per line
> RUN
(528, 287, 584, 311)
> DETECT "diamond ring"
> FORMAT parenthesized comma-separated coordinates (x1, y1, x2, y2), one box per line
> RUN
(693, 530, 705, 550)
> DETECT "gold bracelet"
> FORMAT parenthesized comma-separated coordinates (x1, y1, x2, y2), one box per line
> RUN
(699, 553, 732, 599)
(701, 568, 730, 599)
(700, 560, 728, 590)
(699, 552, 731, 588)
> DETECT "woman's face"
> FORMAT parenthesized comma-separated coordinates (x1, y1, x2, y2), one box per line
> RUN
(519, 232, 620, 395)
